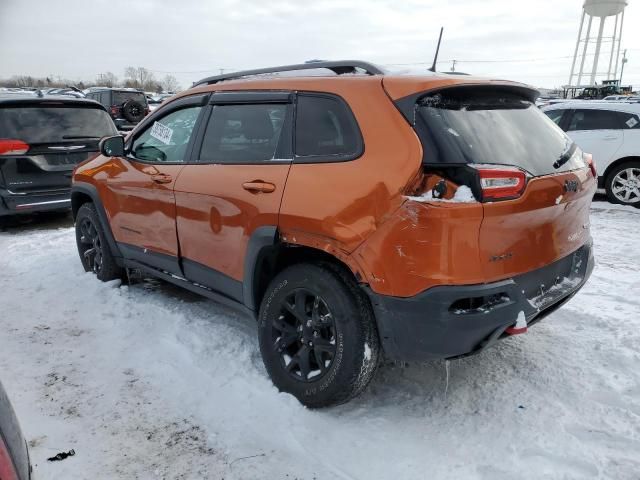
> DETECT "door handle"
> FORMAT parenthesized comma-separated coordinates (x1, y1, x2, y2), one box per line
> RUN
(602, 135, 618, 140)
(242, 181, 276, 193)
(151, 174, 173, 184)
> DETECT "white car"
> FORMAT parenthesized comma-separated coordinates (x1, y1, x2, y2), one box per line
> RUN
(542, 100, 640, 206)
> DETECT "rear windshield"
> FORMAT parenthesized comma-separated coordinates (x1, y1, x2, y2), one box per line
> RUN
(414, 89, 583, 176)
(113, 91, 147, 106)
(0, 105, 117, 143)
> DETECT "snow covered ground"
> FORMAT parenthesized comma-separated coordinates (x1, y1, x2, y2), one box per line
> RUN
(0, 199, 639, 480)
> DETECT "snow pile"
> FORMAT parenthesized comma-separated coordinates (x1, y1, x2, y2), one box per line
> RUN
(406, 185, 477, 203)
(0, 200, 639, 479)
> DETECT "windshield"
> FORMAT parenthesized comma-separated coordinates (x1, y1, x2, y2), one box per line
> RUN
(0, 105, 117, 143)
(113, 91, 147, 106)
(414, 89, 583, 176)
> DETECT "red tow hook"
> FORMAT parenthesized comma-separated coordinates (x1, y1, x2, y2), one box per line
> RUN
(505, 312, 528, 335)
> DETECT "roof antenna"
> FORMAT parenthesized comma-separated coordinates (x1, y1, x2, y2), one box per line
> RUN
(429, 27, 444, 72)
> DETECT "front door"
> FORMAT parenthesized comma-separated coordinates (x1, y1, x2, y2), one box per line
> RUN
(174, 92, 293, 301)
(101, 102, 205, 274)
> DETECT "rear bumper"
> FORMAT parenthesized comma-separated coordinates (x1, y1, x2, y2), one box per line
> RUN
(0, 188, 71, 216)
(365, 241, 594, 361)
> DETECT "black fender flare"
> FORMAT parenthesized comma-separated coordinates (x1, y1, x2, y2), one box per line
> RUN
(71, 183, 122, 260)
(243, 226, 278, 311)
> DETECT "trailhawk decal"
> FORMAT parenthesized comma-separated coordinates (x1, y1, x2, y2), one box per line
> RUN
(150, 121, 173, 145)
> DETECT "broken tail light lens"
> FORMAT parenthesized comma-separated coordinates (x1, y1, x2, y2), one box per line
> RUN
(583, 152, 597, 178)
(0, 139, 29, 156)
(472, 164, 528, 201)
(0, 434, 18, 480)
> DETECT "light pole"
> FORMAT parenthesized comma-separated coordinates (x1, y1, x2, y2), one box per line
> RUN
(619, 49, 628, 85)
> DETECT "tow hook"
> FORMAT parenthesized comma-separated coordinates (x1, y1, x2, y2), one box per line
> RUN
(505, 312, 528, 335)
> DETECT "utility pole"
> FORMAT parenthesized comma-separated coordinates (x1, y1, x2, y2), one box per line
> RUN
(619, 49, 628, 85)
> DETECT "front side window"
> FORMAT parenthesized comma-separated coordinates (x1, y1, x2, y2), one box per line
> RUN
(567, 109, 637, 131)
(199, 103, 288, 163)
(294, 94, 361, 159)
(545, 109, 565, 127)
(130, 106, 202, 163)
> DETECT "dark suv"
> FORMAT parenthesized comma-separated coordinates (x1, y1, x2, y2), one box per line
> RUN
(85, 88, 149, 131)
(0, 94, 116, 216)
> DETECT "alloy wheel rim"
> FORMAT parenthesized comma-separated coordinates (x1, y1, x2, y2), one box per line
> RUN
(612, 167, 640, 203)
(272, 289, 337, 382)
(79, 218, 103, 274)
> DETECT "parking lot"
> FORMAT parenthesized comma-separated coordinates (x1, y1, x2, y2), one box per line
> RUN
(0, 197, 638, 480)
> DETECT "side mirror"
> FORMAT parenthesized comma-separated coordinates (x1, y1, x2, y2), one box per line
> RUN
(99, 135, 125, 157)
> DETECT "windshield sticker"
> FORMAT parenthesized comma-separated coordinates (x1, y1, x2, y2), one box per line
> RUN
(626, 117, 638, 128)
(150, 121, 173, 145)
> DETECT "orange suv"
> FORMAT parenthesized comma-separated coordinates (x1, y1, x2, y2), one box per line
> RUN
(71, 61, 595, 407)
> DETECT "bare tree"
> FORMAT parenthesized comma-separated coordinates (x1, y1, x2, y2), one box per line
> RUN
(97, 72, 118, 87)
(160, 74, 181, 93)
(124, 66, 156, 91)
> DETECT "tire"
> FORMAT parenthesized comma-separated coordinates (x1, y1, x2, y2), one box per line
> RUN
(605, 161, 640, 207)
(75, 203, 123, 281)
(121, 100, 145, 123)
(258, 262, 380, 408)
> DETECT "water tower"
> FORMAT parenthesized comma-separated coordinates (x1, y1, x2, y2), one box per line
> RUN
(568, 0, 628, 86)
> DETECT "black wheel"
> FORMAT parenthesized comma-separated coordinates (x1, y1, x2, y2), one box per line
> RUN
(258, 263, 380, 408)
(121, 100, 145, 123)
(75, 203, 123, 281)
(605, 161, 640, 207)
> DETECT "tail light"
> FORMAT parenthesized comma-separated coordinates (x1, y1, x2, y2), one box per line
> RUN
(0, 139, 29, 156)
(584, 152, 597, 178)
(472, 164, 528, 201)
(109, 105, 121, 117)
(0, 434, 18, 480)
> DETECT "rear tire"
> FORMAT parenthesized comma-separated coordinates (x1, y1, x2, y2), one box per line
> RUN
(258, 262, 380, 408)
(75, 203, 123, 281)
(605, 161, 640, 207)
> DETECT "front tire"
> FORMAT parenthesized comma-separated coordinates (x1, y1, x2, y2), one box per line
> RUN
(605, 161, 640, 207)
(75, 203, 123, 281)
(258, 263, 380, 408)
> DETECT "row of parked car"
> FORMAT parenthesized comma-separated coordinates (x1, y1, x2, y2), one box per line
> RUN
(0, 84, 638, 221)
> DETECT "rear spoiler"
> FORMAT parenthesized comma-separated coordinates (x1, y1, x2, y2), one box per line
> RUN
(392, 83, 540, 125)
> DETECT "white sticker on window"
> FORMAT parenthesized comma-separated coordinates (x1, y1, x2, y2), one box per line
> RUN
(150, 121, 173, 145)
(626, 117, 638, 128)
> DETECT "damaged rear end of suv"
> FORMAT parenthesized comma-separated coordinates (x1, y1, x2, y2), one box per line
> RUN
(360, 79, 596, 361)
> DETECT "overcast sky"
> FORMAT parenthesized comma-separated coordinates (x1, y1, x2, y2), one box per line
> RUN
(1, 0, 638, 90)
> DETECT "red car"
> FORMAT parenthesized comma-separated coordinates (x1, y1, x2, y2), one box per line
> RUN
(0, 381, 31, 480)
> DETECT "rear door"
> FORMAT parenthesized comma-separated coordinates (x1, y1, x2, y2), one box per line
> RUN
(0, 101, 116, 200)
(173, 92, 293, 302)
(100, 95, 207, 274)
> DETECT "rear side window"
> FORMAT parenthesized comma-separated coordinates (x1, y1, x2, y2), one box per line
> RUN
(568, 109, 639, 131)
(294, 94, 361, 160)
(0, 106, 117, 143)
(413, 88, 581, 176)
(199, 104, 289, 163)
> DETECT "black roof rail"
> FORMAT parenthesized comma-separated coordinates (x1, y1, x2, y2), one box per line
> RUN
(192, 60, 385, 87)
